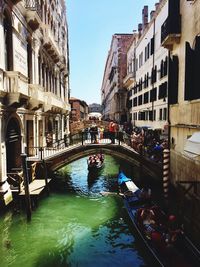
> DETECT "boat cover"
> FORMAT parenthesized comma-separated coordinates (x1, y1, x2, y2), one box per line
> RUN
(118, 171, 131, 185)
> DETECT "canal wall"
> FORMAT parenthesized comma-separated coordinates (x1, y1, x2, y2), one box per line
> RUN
(170, 150, 200, 247)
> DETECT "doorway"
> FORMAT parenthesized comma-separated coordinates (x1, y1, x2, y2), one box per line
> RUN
(6, 118, 21, 172)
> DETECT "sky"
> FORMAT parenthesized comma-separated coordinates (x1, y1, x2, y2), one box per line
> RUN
(67, 0, 157, 105)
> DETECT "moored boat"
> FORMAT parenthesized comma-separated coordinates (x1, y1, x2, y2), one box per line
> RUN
(87, 154, 104, 171)
(118, 171, 200, 267)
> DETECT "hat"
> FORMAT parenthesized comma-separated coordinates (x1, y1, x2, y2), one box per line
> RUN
(168, 215, 176, 221)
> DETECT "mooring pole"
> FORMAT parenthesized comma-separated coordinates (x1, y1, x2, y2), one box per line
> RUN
(43, 159, 50, 196)
(163, 149, 170, 200)
(21, 153, 32, 221)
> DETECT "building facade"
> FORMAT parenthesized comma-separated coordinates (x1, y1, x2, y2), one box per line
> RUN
(101, 34, 133, 123)
(125, 2, 169, 130)
(88, 103, 102, 114)
(0, 0, 70, 205)
(163, 0, 200, 184)
(69, 97, 88, 122)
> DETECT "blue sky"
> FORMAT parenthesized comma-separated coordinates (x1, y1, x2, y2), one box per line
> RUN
(67, 0, 157, 105)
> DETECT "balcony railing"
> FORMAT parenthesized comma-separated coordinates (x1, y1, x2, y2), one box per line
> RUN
(28, 84, 44, 110)
(25, 0, 41, 16)
(123, 71, 136, 87)
(4, 71, 28, 94)
(161, 15, 181, 49)
(25, 0, 42, 31)
(4, 71, 29, 107)
(43, 27, 60, 62)
(44, 92, 67, 112)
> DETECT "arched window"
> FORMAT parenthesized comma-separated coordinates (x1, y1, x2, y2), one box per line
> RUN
(3, 10, 13, 70)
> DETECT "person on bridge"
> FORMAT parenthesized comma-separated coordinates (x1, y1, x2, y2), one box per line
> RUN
(89, 123, 98, 144)
(109, 120, 117, 144)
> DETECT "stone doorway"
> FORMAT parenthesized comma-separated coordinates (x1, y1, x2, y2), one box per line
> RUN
(6, 118, 21, 172)
(26, 120, 34, 156)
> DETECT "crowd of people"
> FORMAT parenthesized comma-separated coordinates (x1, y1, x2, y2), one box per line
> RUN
(129, 128, 168, 162)
(138, 206, 183, 246)
(87, 154, 104, 169)
(84, 120, 168, 163)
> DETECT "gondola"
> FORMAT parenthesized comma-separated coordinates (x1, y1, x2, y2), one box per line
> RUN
(87, 154, 104, 171)
(118, 171, 200, 267)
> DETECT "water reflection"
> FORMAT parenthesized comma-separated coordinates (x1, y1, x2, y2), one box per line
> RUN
(0, 155, 158, 267)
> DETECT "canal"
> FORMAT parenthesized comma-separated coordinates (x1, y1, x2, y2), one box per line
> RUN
(0, 155, 159, 267)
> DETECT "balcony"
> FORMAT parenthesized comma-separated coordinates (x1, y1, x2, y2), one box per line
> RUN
(123, 72, 136, 87)
(44, 92, 68, 113)
(28, 84, 45, 110)
(25, 0, 42, 31)
(43, 27, 60, 63)
(57, 56, 67, 70)
(161, 15, 181, 49)
(4, 71, 29, 107)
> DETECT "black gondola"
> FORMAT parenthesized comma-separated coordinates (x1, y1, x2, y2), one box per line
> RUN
(87, 154, 104, 171)
(118, 171, 200, 267)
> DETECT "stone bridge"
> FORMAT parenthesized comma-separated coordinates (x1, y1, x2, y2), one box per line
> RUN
(29, 142, 162, 180)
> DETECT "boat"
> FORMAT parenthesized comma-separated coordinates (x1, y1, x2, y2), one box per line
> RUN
(87, 154, 104, 171)
(118, 171, 200, 267)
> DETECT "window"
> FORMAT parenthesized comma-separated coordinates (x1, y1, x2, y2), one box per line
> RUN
(133, 97, 138, 107)
(151, 37, 155, 55)
(160, 60, 164, 78)
(185, 37, 200, 101)
(158, 82, 167, 99)
(147, 43, 150, 59)
(134, 85, 137, 94)
(153, 110, 156, 120)
(159, 109, 163, 120)
(134, 112, 137, 121)
(150, 87, 157, 102)
(164, 57, 168, 76)
(144, 92, 149, 103)
(3, 11, 13, 70)
(169, 55, 179, 104)
(163, 108, 167, 120)
(151, 66, 157, 84)
(138, 95, 143, 105)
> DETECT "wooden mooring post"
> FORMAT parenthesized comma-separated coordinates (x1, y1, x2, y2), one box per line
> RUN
(21, 153, 32, 221)
(163, 149, 170, 200)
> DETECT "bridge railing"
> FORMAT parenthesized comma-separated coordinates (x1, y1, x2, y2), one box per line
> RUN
(26, 131, 164, 165)
(81, 130, 122, 145)
(26, 131, 125, 160)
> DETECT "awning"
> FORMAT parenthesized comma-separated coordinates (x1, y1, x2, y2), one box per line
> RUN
(184, 132, 200, 156)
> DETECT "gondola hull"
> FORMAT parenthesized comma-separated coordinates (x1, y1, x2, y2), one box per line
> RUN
(87, 161, 104, 171)
(118, 172, 200, 267)
(87, 155, 104, 171)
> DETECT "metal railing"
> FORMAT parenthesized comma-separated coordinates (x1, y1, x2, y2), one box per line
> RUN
(25, 131, 164, 165)
(25, 0, 42, 18)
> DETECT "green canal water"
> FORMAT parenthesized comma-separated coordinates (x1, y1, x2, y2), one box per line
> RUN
(0, 155, 158, 267)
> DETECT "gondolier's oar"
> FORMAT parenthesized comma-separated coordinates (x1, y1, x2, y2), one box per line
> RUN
(100, 191, 119, 196)
(30, 186, 45, 192)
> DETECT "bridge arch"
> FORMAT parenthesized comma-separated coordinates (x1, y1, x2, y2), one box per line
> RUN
(45, 144, 162, 179)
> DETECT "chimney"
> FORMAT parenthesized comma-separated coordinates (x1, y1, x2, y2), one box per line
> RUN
(150, 10, 155, 20)
(138, 23, 143, 36)
(142, 6, 148, 29)
(155, 3, 159, 10)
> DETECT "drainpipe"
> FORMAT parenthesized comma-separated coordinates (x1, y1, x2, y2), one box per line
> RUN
(151, 19, 156, 122)
(162, 50, 171, 203)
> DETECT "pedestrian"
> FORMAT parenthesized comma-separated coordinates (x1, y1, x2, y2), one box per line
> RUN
(109, 120, 116, 144)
